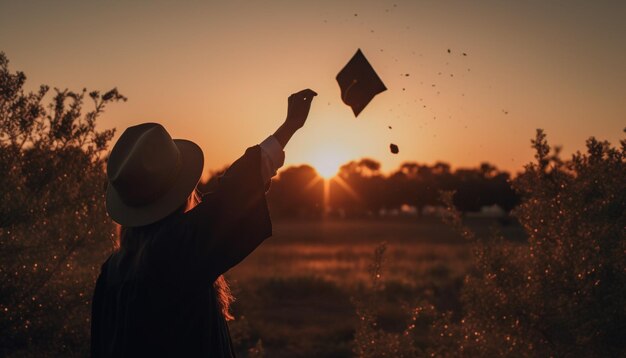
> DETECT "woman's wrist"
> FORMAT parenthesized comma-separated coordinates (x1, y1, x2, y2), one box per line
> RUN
(283, 118, 302, 132)
(273, 121, 299, 149)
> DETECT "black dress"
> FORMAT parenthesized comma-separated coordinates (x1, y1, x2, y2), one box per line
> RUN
(91, 146, 272, 357)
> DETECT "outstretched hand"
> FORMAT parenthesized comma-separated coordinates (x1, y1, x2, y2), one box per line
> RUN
(273, 89, 317, 149)
(285, 89, 317, 130)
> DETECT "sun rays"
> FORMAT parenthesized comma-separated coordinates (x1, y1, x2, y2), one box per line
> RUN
(330, 175, 361, 202)
(302, 169, 362, 216)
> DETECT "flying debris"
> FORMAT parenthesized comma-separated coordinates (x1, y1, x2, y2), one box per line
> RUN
(390, 143, 399, 154)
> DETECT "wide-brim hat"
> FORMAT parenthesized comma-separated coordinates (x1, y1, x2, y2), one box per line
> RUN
(105, 123, 204, 227)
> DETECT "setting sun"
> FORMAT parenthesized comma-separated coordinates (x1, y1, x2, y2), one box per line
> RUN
(312, 158, 341, 179)
(307, 145, 347, 179)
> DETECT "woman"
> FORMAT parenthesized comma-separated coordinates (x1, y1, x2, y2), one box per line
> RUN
(91, 89, 317, 357)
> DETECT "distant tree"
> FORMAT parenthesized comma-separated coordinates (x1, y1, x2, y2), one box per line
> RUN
(489, 171, 519, 213)
(452, 168, 488, 213)
(385, 169, 411, 212)
(333, 158, 385, 217)
(0, 52, 125, 355)
(268, 165, 323, 218)
(451, 163, 518, 214)
(388, 162, 438, 216)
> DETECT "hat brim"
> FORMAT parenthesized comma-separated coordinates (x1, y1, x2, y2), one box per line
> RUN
(106, 139, 204, 227)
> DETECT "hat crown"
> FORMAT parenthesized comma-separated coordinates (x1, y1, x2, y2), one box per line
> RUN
(107, 123, 182, 207)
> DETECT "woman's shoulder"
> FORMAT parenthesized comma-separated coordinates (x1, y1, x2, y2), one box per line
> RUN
(183, 192, 220, 227)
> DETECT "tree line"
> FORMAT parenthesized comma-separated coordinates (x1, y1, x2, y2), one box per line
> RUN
(200, 158, 520, 219)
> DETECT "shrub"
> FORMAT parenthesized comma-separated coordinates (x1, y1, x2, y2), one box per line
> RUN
(354, 129, 625, 357)
(353, 242, 415, 357)
(0, 52, 125, 356)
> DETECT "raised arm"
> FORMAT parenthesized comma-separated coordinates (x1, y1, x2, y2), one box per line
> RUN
(186, 89, 317, 281)
(258, 88, 317, 184)
(272, 88, 317, 149)
(223, 88, 317, 188)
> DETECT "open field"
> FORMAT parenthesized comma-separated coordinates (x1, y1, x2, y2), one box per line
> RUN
(0, 216, 526, 357)
(226, 218, 525, 357)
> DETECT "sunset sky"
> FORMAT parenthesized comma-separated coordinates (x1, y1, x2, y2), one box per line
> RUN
(1, 0, 624, 177)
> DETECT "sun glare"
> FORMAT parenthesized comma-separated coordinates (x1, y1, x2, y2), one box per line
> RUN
(311, 156, 343, 179)
(307, 144, 349, 179)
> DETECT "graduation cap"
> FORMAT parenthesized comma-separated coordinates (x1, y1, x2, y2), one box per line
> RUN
(336, 49, 387, 117)
(390, 143, 399, 154)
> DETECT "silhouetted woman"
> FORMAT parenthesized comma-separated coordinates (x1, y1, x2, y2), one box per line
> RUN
(91, 89, 317, 357)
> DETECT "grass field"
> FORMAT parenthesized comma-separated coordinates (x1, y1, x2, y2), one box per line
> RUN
(1, 217, 524, 357)
(226, 218, 524, 357)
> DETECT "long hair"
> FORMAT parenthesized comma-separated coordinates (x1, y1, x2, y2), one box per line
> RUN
(117, 188, 235, 321)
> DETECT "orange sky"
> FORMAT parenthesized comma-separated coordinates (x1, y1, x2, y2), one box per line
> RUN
(1, 1, 624, 176)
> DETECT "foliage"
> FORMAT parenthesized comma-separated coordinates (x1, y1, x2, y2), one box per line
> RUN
(352, 242, 419, 357)
(354, 129, 625, 357)
(0, 52, 125, 356)
(238, 157, 519, 219)
(448, 129, 625, 356)
(268, 164, 324, 218)
(331, 159, 387, 216)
